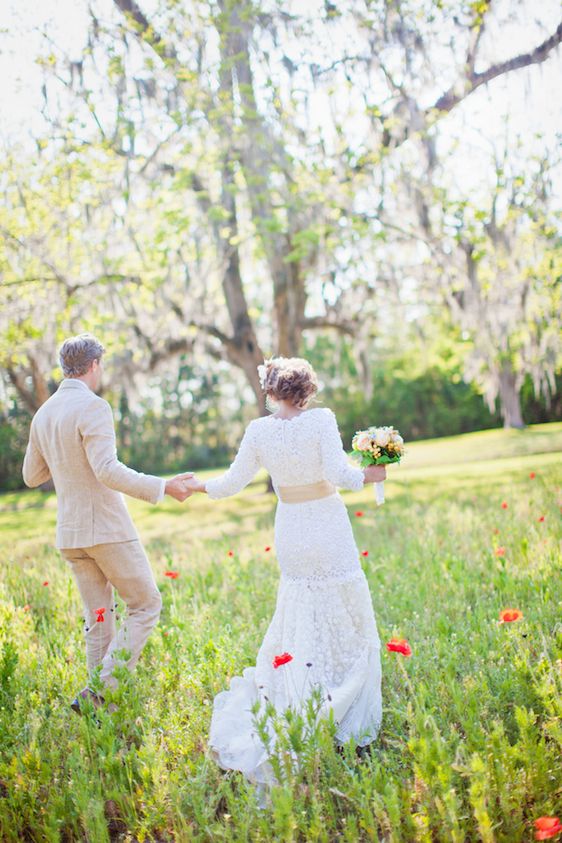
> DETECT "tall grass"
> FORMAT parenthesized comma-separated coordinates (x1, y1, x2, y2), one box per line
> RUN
(0, 424, 560, 841)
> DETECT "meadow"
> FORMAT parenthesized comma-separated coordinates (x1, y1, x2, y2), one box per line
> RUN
(0, 423, 561, 842)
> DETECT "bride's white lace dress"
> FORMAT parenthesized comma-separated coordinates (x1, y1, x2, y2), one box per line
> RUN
(205, 407, 382, 784)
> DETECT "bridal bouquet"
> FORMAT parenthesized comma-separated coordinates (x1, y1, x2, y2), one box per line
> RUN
(352, 426, 404, 506)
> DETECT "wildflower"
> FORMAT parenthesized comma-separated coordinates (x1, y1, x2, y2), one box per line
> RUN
(495, 547, 506, 557)
(355, 511, 364, 517)
(265, 546, 272, 552)
(361, 550, 369, 557)
(227, 550, 234, 557)
(164, 571, 179, 579)
(42, 581, 49, 586)
(273, 652, 293, 669)
(529, 472, 536, 479)
(385, 638, 412, 657)
(538, 516, 545, 523)
(499, 609, 523, 623)
(23, 605, 31, 612)
(534, 817, 562, 840)
(493, 528, 500, 535)
(95, 608, 106, 623)
(501, 502, 508, 510)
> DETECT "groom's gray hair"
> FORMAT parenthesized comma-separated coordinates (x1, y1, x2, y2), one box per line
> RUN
(59, 333, 105, 377)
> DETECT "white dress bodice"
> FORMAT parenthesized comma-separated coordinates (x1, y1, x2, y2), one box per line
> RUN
(205, 407, 365, 497)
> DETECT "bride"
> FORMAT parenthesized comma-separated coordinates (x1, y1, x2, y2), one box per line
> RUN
(185, 357, 386, 786)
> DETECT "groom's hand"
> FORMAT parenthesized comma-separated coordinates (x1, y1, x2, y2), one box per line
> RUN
(165, 472, 194, 502)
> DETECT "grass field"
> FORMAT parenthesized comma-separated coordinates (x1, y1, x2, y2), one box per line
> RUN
(0, 422, 561, 842)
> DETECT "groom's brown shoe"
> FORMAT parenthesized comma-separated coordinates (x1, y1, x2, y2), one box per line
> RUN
(70, 687, 105, 714)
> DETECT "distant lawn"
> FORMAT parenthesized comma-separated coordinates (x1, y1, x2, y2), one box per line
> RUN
(2, 421, 560, 550)
(0, 422, 560, 841)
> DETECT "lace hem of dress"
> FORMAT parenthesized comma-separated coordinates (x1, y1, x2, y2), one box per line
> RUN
(280, 568, 365, 585)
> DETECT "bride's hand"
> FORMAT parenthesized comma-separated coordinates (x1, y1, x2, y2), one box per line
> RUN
(184, 475, 207, 494)
(363, 464, 387, 483)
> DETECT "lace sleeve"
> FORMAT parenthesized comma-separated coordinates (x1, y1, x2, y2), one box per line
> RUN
(205, 421, 261, 500)
(320, 409, 365, 492)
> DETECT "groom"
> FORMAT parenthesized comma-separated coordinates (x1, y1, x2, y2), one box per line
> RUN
(22, 333, 192, 713)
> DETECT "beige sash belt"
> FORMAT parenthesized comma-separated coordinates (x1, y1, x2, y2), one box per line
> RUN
(277, 480, 336, 504)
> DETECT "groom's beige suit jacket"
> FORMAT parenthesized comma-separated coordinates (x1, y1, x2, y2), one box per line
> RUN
(22, 379, 163, 548)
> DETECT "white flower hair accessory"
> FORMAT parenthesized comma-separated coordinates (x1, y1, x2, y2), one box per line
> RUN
(257, 363, 268, 390)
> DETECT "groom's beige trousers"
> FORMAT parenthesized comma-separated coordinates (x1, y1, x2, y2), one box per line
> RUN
(61, 540, 162, 690)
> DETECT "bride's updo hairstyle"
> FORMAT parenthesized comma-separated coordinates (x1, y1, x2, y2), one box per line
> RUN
(259, 357, 318, 409)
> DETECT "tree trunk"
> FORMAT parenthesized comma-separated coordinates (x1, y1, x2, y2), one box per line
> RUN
(30, 357, 50, 407)
(220, 0, 308, 359)
(218, 171, 267, 414)
(216, 28, 267, 414)
(274, 257, 306, 357)
(498, 364, 525, 429)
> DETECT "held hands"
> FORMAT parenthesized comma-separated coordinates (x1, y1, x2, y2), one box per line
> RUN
(363, 464, 387, 483)
(165, 472, 195, 502)
(183, 475, 206, 494)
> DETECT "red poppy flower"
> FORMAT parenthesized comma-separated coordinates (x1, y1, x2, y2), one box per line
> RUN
(499, 609, 523, 623)
(42, 581, 49, 586)
(23, 605, 31, 612)
(495, 546, 506, 557)
(273, 652, 293, 669)
(501, 501, 508, 509)
(538, 516, 545, 523)
(355, 511, 364, 517)
(534, 817, 562, 840)
(265, 546, 271, 552)
(165, 571, 179, 579)
(529, 472, 536, 479)
(95, 607, 106, 623)
(361, 550, 369, 557)
(227, 550, 234, 557)
(386, 638, 412, 657)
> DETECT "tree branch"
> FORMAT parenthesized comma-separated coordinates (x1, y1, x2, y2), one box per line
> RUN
(432, 21, 562, 114)
(147, 337, 195, 370)
(300, 316, 355, 336)
(0, 273, 142, 291)
(6, 367, 35, 414)
(188, 320, 233, 349)
(112, 0, 177, 61)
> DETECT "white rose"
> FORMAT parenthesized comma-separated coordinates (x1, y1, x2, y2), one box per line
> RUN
(355, 432, 372, 451)
(374, 429, 390, 448)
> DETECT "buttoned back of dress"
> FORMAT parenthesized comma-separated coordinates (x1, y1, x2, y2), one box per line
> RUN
(205, 407, 365, 501)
